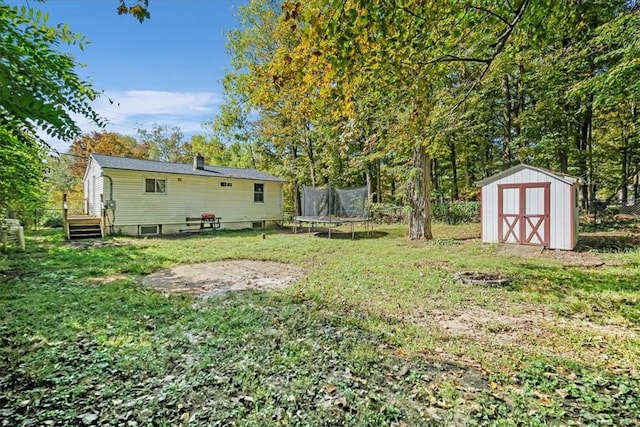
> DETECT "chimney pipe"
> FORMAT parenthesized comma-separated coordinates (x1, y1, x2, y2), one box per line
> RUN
(193, 153, 205, 170)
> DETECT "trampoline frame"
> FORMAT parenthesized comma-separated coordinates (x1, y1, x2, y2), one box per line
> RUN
(293, 215, 371, 239)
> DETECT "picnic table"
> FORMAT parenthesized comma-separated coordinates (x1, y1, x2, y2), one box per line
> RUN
(181, 213, 221, 233)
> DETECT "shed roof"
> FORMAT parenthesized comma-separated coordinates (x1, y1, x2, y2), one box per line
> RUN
(90, 154, 284, 182)
(476, 164, 579, 187)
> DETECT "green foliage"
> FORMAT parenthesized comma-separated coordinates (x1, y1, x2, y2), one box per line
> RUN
(219, 0, 640, 236)
(137, 124, 191, 163)
(0, 128, 46, 211)
(42, 214, 63, 228)
(432, 201, 480, 224)
(0, 2, 102, 212)
(475, 359, 640, 425)
(367, 203, 406, 224)
(117, 0, 150, 22)
(0, 3, 102, 142)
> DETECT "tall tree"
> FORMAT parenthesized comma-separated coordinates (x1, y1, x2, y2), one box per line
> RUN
(137, 124, 191, 163)
(0, 2, 102, 211)
(68, 131, 149, 177)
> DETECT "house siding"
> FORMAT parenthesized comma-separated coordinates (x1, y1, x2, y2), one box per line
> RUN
(481, 167, 578, 250)
(101, 168, 283, 235)
(84, 159, 104, 217)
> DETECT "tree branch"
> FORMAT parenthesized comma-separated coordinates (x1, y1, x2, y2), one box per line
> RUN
(470, 6, 510, 26)
(447, 0, 531, 115)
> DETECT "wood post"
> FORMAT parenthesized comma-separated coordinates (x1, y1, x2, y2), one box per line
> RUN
(63, 193, 69, 240)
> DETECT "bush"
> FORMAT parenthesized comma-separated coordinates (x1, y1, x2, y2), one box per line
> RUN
(43, 215, 63, 228)
(432, 201, 480, 224)
(368, 203, 407, 224)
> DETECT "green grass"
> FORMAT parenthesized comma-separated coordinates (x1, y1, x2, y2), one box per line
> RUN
(1, 225, 639, 425)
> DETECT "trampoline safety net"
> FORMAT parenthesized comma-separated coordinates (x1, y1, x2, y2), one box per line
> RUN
(301, 185, 368, 219)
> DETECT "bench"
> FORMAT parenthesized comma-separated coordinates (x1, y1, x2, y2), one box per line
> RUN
(180, 216, 221, 233)
(1, 219, 25, 252)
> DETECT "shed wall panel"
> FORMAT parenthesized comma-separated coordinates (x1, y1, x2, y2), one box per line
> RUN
(481, 185, 499, 242)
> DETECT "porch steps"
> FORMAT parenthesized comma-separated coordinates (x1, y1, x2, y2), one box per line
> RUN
(66, 216, 103, 240)
(68, 224, 103, 240)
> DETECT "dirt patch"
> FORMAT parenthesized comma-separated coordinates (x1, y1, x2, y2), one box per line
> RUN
(541, 248, 606, 267)
(430, 305, 638, 362)
(496, 243, 608, 267)
(86, 274, 128, 284)
(141, 260, 304, 298)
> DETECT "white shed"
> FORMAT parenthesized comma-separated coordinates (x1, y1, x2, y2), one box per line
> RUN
(477, 164, 580, 250)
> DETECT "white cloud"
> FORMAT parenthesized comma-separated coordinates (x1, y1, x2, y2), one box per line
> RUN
(45, 89, 224, 154)
(96, 90, 222, 118)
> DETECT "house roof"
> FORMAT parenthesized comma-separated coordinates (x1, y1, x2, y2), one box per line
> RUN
(90, 154, 285, 182)
(476, 164, 580, 187)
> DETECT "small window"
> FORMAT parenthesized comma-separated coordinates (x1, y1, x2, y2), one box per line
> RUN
(145, 178, 166, 194)
(139, 225, 160, 235)
(254, 183, 264, 203)
(221, 182, 233, 187)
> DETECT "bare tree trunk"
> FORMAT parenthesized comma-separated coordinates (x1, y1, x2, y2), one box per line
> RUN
(449, 136, 459, 201)
(376, 160, 382, 203)
(502, 74, 513, 168)
(621, 112, 629, 204)
(516, 64, 525, 147)
(432, 158, 441, 202)
(291, 145, 302, 216)
(408, 143, 433, 240)
(304, 121, 316, 187)
(576, 105, 592, 208)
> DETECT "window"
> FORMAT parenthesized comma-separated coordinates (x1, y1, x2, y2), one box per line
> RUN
(221, 182, 233, 187)
(139, 225, 160, 235)
(254, 183, 264, 203)
(145, 178, 166, 194)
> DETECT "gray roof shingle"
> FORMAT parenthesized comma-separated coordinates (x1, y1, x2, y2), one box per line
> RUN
(91, 154, 284, 182)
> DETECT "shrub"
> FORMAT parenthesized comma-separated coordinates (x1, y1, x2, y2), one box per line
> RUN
(43, 215, 63, 228)
(368, 203, 407, 224)
(432, 201, 480, 224)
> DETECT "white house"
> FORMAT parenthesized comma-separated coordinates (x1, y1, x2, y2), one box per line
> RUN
(477, 164, 580, 250)
(83, 153, 284, 236)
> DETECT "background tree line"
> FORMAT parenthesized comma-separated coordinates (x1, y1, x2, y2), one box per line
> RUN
(208, 0, 639, 239)
(3, 0, 638, 240)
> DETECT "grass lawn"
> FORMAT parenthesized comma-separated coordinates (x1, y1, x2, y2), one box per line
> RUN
(1, 224, 639, 426)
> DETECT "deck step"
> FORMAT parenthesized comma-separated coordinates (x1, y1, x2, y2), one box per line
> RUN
(69, 224, 102, 240)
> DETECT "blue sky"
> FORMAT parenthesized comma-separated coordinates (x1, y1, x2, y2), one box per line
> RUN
(12, 0, 248, 153)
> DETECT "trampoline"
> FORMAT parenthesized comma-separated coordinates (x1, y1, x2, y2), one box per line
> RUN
(293, 185, 371, 238)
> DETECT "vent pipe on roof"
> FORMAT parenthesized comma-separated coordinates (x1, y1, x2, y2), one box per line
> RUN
(193, 153, 205, 170)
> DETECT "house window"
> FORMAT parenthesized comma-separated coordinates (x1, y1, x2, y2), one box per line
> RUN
(221, 182, 233, 187)
(139, 225, 160, 236)
(145, 178, 166, 194)
(254, 183, 264, 203)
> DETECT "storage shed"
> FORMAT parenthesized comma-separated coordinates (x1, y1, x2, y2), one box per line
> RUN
(477, 164, 580, 250)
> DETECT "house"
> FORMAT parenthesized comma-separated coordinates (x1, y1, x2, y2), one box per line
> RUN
(477, 164, 580, 250)
(82, 153, 284, 236)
